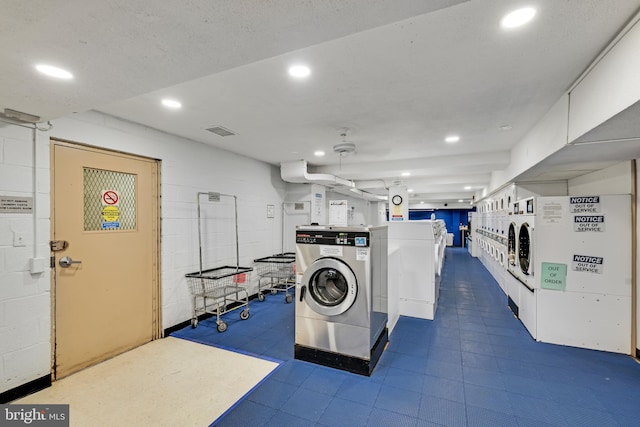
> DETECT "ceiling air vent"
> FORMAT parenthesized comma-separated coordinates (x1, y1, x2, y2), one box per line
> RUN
(206, 125, 236, 137)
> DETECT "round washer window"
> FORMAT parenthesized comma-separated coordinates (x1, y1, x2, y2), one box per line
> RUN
(309, 268, 348, 307)
(301, 257, 358, 316)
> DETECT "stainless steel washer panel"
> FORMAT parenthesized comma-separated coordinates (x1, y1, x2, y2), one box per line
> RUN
(295, 225, 388, 359)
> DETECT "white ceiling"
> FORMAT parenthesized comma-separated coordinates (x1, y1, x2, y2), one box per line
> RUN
(2, 0, 640, 204)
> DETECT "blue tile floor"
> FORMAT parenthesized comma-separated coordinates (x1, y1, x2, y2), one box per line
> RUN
(172, 248, 640, 426)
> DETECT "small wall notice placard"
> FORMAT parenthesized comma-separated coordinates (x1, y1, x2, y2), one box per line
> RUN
(572, 255, 604, 274)
(0, 196, 33, 213)
(541, 262, 567, 291)
(573, 215, 605, 232)
(329, 200, 348, 226)
(569, 196, 600, 213)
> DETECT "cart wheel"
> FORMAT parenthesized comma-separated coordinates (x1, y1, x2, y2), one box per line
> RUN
(271, 289, 278, 295)
(217, 322, 228, 333)
(258, 293, 265, 302)
(285, 294, 293, 304)
(240, 309, 250, 320)
(191, 318, 198, 328)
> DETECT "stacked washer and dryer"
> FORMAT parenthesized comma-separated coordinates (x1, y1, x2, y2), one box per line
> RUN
(294, 225, 388, 375)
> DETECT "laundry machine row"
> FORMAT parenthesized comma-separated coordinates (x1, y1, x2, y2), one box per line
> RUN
(294, 225, 388, 376)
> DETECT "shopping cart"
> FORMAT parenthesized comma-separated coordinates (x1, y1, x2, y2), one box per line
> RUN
(253, 253, 295, 303)
(185, 266, 252, 331)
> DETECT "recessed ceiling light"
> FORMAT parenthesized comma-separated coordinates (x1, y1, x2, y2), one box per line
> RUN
(501, 7, 536, 29)
(420, 201, 425, 204)
(408, 189, 414, 193)
(288, 65, 311, 78)
(314, 150, 325, 157)
(445, 135, 460, 143)
(458, 199, 464, 203)
(401, 172, 411, 177)
(35, 64, 73, 79)
(464, 186, 472, 190)
(161, 99, 182, 109)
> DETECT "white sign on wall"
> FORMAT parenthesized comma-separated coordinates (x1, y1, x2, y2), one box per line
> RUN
(0, 196, 33, 213)
(329, 200, 348, 226)
(570, 196, 601, 213)
(572, 254, 604, 274)
(573, 215, 605, 232)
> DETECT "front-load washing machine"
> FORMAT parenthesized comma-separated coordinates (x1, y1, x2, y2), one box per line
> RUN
(507, 198, 536, 291)
(294, 225, 388, 376)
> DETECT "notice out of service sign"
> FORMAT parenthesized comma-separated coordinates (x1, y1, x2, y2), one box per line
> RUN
(569, 196, 600, 213)
(573, 215, 605, 232)
(572, 255, 604, 274)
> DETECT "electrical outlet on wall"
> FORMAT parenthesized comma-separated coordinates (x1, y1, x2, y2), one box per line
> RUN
(13, 231, 26, 247)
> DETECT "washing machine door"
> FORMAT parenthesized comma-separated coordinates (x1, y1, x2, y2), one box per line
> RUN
(301, 257, 357, 317)
(518, 223, 532, 275)
(507, 223, 517, 267)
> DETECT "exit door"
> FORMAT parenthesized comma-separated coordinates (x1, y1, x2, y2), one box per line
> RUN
(51, 140, 160, 379)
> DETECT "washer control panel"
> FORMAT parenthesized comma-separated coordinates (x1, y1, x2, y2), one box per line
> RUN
(296, 230, 369, 247)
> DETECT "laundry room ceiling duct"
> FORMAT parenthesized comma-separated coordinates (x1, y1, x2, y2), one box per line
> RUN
(280, 160, 355, 188)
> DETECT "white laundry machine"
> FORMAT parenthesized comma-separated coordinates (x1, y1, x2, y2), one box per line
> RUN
(508, 197, 536, 291)
(294, 225, 388, 375)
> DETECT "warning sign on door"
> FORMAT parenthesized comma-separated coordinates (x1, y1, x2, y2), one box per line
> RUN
(102, 206, 119, 222)
(101, 190, 120, 206)
(101, 191, 121, 229)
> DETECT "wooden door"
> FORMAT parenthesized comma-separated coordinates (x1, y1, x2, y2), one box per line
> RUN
(52, 140, 160, 378)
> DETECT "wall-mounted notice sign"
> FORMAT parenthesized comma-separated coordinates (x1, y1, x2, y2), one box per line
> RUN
(569, 196, 600, 213)
(572, 255, 603, 274)
(329, 200, 348, 226)
(573, 215, 605, 232)
(0, 196, 33, 213)
(541, 262, 567, 291)
(542, 202, 563, 224)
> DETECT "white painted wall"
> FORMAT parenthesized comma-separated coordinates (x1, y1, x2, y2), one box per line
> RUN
(637, 159, 640, 355)
(0, 110, 288, 393)
(569, 160, 635, 354)
(0, 123, 50, 395)
(567, 161, 633, 195)
(568, 18, 640, 142)
(489, 95, 570, 193)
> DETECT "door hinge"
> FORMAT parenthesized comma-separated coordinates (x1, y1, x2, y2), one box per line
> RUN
(50, 256, 55, 269)
(50, 240, 68, 252)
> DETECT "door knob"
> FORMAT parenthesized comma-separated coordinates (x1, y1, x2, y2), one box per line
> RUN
(59, 256, 82, 268)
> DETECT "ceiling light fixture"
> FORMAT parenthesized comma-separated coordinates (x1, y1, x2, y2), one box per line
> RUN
(408, 189, 414, 193)
(445, 135, 460, 143)
(499, 124, 513, 131)
(35, 64, 73, 79)
(314, 150, 325, 157)
(288, 65, 311, 78)
(458, 199, 464, 203)
(464, 186, 472, 190)
(401, 172, 411, 177)
(161, 99, 182, 109)
(501, 7, 536, 29)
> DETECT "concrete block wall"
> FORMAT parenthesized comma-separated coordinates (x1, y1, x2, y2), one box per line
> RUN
(0, 110, 288, 394)
(0, 124, 51, 394)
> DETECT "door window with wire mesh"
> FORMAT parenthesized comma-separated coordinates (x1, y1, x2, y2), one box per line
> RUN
(83, 168, 137, 231)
